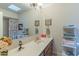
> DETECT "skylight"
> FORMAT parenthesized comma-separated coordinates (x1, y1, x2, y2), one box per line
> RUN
(8, 4, 21, 12)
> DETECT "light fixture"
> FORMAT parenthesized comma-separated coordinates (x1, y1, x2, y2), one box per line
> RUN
(29, 3, 37, 8)
(8, 4, 21, 12)
(28, 3, 43, 9)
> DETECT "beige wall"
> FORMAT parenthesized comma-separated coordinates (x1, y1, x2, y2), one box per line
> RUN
(3, 17, 9, 36)
(0, 8, 18, 19)
(19, 3, 79, 55)
(0, 8, 18, 37)
(0, 12, 3, 37)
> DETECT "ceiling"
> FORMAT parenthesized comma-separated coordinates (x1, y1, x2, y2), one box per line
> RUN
(0, 3, 52, 14)
(0, 3, 31, 14)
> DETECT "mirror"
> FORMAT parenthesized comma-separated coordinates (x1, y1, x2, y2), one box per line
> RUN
(34, 20, 40, 27)
(46, 28, 50, 37)
(35, 28, 39, 34)
(45, 19, 52, 26)
(3, 17, 29, 40)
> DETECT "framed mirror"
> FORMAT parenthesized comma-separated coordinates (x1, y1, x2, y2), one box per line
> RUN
(46, 28, 50, 35)
(45, 19, 52, 26)
(35, 20, 40, 27)
(35, 28, 39, 34)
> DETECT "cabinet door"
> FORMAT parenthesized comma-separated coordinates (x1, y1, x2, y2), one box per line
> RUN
(45, 48, 52, 56)
(44, 41, 52, 56)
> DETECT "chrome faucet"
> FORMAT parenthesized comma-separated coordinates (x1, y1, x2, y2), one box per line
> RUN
(18, 40, 23, 51)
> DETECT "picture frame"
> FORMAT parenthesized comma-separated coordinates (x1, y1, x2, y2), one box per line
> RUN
(35, 28, 39, 34)
(35, 20, 40, 27)
(46, 28, 50, 35)
(45, 19, 52, 26)
(18, 24, 23, 30)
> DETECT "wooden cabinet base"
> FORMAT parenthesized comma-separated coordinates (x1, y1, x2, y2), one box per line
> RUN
(39, 39, 57, 56)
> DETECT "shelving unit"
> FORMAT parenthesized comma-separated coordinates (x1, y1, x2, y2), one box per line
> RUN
(9, 19, 18, 39)
(62, 25, 79, 56)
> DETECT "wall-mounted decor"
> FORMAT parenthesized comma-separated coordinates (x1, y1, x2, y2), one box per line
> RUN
(46, 28, 50, 36)
(18, 24, 23, 30)
(35, 20, 40, 27)
(45, 19, 52, 26)
(35, 28, 39, 34)
(25, 28, 29, 35)
(23, 28, 29, 35)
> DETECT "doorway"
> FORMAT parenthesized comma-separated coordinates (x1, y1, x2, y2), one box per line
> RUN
(3, 17, 9, 36)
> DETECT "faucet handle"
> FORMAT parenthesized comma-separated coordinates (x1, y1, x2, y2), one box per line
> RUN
(19, 40, 22, 45)
(18, 40, 24, 51)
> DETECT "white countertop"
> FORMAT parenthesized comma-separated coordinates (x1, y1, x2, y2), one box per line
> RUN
(8, 37, 53, 56)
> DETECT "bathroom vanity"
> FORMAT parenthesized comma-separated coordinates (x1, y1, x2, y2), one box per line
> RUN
(7, 36, 54, 56)
(39, 39, 53, 56)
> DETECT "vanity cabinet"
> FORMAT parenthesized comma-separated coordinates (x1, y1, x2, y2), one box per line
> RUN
(39, 40, 53, 56)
